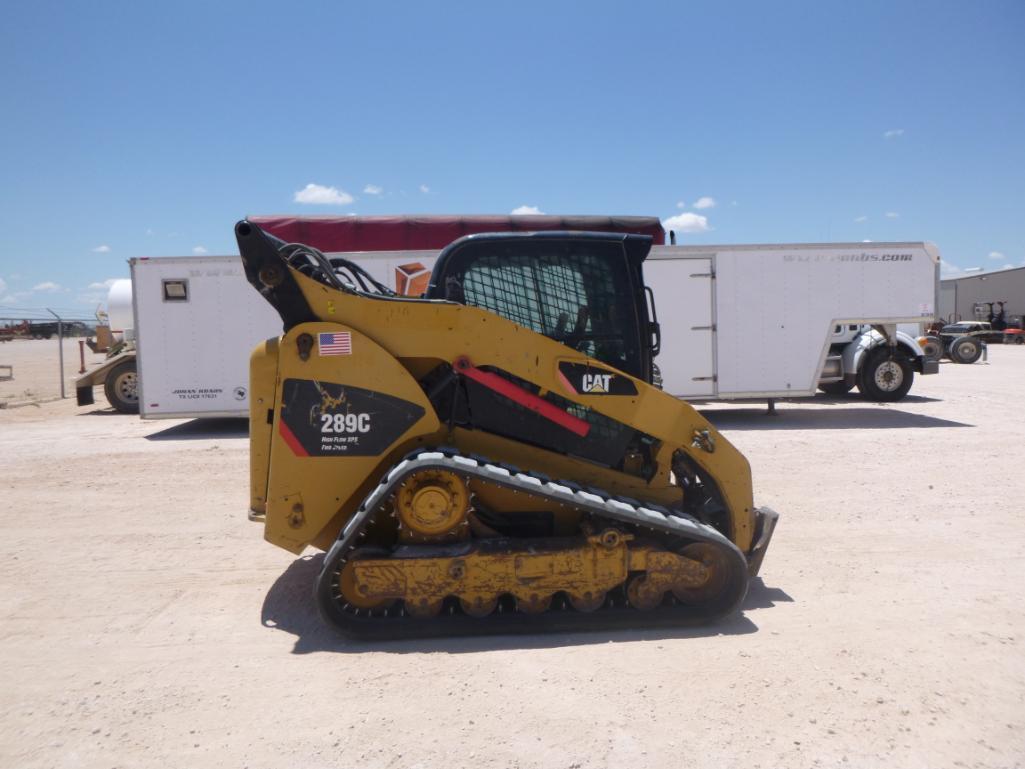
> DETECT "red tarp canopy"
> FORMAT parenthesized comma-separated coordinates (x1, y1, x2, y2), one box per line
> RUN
(248, 214, 665, 252)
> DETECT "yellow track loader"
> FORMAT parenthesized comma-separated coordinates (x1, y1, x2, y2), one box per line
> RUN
(236, 219, 778, 637)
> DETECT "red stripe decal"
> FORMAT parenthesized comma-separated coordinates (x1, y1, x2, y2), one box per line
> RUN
(454, 357, 590, 438)
(278, 419, 309, 457)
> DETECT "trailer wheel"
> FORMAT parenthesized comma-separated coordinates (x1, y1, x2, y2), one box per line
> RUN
(857, 347, 914, 402)
(818, 381, 853, 396)
(103, 359, 139, 414)
(949, 336, 982, 364)
(1014, 335, 1025, 346)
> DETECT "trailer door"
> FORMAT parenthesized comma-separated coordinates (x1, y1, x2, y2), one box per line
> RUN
(644, 255, 715, 397)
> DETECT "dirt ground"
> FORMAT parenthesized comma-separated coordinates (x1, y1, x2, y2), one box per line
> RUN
(0, 338, 107, 406)
(1, 345, 1023, 769)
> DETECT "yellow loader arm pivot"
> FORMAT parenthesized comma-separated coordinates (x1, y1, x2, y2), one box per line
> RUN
(236, 219, 778, 638)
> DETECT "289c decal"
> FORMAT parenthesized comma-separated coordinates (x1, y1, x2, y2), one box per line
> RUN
(320, 412, 371, 434)
(279, 379, 425, 457)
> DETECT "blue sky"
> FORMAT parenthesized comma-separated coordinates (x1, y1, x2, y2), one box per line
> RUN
(1, 0, 1023, 316)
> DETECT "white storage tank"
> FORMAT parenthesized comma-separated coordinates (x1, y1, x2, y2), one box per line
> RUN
(106, 279, 133, 340)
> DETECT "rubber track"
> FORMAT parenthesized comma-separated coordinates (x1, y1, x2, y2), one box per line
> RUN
(315, 449, 751, 639)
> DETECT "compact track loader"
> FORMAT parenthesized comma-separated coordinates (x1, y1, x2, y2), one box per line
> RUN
(236, 219, 778, 637)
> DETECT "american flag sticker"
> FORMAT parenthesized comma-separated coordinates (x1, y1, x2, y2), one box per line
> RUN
(318, 331, 352, 356)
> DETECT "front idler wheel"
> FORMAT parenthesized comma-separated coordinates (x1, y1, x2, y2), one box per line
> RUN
(671, 543, 731, 607)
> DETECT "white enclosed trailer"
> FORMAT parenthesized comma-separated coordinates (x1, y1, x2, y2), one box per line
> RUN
(76, 256, 282, 418)
(130, 256, 282, 418)
(336, 240, 940, 402)
(643, 241, 940, 399)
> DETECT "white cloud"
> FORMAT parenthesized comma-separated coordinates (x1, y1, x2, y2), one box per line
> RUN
(192, 246, 208, 255)
(419, 184, 431, 194)
(293, 183, 354, 206)
(511, 205, 544, 215)
(0, 290, 31, 305)
(91, 245, 111, 253)
(676, 197, 716, 210)
(662, 212, 710, 234)
(940, 261, 967, 278)
(33, 281, 62, 293)
(855, 216, 868, 223)
(363, 184, 383, 196)
(884, 129, 905, 139)
(885, 211, 899, 219)
(1001, 264, 1015, 270)
(862, 239, 874, 243)
(989, 251, 1005, 260)
(0, 277, 6, 294)
(87, 278, 119, 290)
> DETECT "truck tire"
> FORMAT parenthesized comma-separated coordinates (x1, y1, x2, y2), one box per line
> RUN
(103, 359, 139, 414)
(920, 336, 943, 362)
(856, 347, 914, 402)
(818, 381, 853, 396)
(949, 336, 982, 364)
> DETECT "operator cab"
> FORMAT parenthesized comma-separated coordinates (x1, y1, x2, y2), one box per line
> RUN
(426, 231, 661, 384)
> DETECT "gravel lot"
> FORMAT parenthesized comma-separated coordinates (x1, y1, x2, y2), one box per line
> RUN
(1, 344, 1023, 769)
(0, 338, 106, 407)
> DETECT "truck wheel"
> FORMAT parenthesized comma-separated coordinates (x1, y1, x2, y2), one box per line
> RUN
(818, 381, 853, 396)
(857, 347, 914, 402)
(103, 359, 139, 414)
(920, 336, 943, 362)
(949, 336, 982, 364)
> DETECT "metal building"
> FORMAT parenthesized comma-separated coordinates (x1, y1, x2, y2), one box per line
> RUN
(939, 265, 1025, 328)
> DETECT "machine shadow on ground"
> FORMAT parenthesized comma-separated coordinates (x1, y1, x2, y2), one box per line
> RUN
(143, 417, 249, 441)
(260, 554, 791, 655)
(702, 405, 970, 431)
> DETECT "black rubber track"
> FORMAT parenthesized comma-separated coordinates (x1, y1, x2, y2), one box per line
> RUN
(314, 449, 752, 639)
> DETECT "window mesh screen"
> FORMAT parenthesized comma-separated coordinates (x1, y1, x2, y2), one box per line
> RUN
(461, 249, 633, 369)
